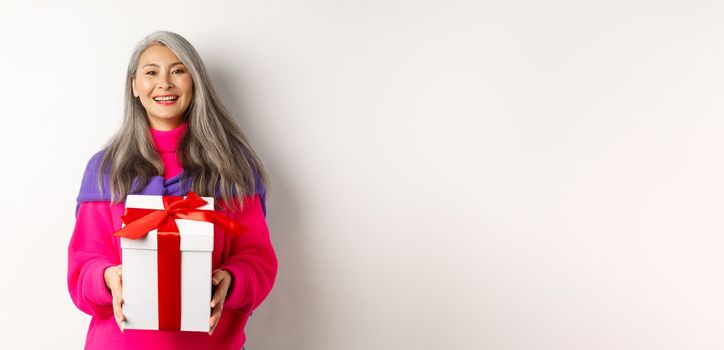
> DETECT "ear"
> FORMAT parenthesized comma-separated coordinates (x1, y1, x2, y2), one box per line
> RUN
(131, 78, 138, 98)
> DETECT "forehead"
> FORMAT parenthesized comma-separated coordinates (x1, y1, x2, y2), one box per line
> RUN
(138, 45, 184, 67)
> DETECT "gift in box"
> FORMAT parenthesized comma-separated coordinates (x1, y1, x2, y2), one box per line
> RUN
(118, 193, 215, 332)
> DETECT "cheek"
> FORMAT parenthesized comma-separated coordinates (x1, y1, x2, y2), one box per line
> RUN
(136, 79, 155, 94)
(178, 77, 193, 94)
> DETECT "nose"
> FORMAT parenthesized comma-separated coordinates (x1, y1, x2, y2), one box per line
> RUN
(157, 72, 174, 89)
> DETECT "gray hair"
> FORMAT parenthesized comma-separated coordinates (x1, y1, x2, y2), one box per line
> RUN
(97, 30, 269, 213)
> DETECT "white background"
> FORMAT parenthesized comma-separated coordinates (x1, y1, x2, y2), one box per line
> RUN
(1, 0, 724, 349)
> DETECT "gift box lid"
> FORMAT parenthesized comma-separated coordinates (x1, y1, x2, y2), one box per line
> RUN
(120, 194, 215, 252)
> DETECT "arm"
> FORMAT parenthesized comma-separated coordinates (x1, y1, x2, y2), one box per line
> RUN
(67, 201, 120, 316)
(218, 194, 278, 314)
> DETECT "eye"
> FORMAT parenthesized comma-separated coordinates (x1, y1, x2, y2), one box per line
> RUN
(145, 71, 156, 75)
(173, 69, 186, 74)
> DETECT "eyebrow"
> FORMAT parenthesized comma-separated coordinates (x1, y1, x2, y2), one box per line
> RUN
(141, 62, 185, 68)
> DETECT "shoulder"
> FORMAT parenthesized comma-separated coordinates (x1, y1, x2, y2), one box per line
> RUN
(217, 164, 267, 216)
(76, 149, 111, 205)
(80, 149, 107, 173)
(251, 165, 268, 217)
(81, 149, 110, 184)
(233, 141, 266, 196)
(252, 165, 266, 195)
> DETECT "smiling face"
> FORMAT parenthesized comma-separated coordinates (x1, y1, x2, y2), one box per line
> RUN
(132, 44, 193, 130)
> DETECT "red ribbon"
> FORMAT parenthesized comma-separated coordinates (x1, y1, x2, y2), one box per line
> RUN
(114, 191, 247, 331)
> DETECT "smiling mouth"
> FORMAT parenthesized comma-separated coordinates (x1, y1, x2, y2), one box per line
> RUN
(153, 96, 179, 105)
(154, 95, 178, 100)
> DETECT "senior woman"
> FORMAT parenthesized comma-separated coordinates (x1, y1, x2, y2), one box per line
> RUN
(67, 30, 277, 350)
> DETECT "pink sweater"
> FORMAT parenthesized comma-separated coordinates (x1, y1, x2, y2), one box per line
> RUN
(67, 122, 278, 349)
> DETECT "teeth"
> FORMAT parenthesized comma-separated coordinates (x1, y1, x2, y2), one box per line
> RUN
(154, 96, 178, 101)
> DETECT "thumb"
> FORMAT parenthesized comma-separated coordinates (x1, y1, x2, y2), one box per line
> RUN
(212, 269, 223, 285)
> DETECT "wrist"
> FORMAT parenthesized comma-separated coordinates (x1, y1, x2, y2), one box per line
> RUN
(103, 267, 112, 290)
(103, 265, 119, 290)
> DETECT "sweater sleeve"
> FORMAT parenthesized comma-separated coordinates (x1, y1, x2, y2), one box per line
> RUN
(218, 194, 278, 314)
(67, 201, 120, 316)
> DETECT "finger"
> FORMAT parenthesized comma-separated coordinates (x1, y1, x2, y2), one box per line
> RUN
(113, 296, 124, 331)
(117, 288, 125, 332)
(111, 276, 125, 332)
(219, 274, 231, 290)
(209, 303, 223, 335)
(211, 269, 224, 285)
(208, 316, 216, 335)
(117, 306, 125, 332)
(209, 309, 218, 334)
(210, 282, 228, 309)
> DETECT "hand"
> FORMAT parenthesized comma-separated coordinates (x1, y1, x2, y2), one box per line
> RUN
(209, 269, 232, 335)
(104, 264, 124, 332)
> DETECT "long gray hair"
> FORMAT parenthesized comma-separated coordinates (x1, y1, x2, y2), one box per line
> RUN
(97, 30, 269, 213)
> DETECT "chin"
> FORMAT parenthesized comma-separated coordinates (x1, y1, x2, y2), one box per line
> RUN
(154, 113, 180, 118)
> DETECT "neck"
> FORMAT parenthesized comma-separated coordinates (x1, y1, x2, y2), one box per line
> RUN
(149, 122, 187, 179)
(147, 116, 185, 131)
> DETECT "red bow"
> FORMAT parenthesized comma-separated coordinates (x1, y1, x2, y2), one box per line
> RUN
(114, 191, 246, 240)
(114, 191, 247, 331)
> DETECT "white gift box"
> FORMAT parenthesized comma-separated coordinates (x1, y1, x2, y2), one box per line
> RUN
(121, 194, 214, 332)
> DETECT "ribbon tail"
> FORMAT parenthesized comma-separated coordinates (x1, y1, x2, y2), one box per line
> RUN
(157, 228, 182, 331)
(209, 213, 249, 236)
(175, 210, 249, 236)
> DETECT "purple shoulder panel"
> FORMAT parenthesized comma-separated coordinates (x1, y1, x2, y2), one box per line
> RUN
(75, 150, 267, 217)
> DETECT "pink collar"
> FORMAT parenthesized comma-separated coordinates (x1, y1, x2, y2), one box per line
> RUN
(150, 122, 188, 153)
